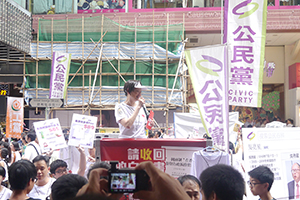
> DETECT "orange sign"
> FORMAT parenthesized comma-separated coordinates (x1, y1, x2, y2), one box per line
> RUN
(6, 97, 23, 138)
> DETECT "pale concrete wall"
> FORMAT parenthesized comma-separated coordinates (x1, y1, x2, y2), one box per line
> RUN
(264, 46, 285, 84)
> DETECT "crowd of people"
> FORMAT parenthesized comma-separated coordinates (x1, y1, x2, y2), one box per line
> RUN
(0, 126, 278, 200)
(0, 80, 282, 200)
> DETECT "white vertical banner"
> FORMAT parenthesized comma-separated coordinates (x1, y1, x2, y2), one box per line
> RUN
(49, 52, 71, 99)
(224, 0, 267, 107)
(185, 45, 229, 151)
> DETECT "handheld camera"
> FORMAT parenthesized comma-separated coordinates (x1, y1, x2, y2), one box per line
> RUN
(108, 161, 150, 193)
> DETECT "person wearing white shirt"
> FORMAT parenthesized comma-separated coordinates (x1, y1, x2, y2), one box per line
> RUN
(0, 166, 12, 199)
(22, 131, 41, 162)
(28, 155, 55, 200)
(115, 80, 148, 138)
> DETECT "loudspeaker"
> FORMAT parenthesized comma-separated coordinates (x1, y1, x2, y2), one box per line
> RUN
(0, 96, 7, 116)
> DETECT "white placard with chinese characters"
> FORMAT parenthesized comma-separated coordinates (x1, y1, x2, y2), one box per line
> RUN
(33, 118, 67, 153)
(164, 146, 203, 178)
(68, 113, 97, 148)
(243, 128, 300, 200)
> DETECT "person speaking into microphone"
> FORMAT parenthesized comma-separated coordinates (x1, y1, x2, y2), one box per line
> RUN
(115, 80, 148, 138)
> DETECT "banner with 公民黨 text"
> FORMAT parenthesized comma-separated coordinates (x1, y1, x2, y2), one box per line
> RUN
(243, 128, 300, 200)
(49, 52, 71, 99)
(6, 97, 23, 138)
(224, 0, 267, 107)
(185, 45, 229, 151)
(33, 118, 67, 153)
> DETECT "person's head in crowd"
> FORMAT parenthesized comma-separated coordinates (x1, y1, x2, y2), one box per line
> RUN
(21, 132, 28, 145)
(62, 128, 69, 135)
(0, 166, 6, 186)
(291, 163, 300, 183)
(51, 173, 88, 200)
(26, 130, 37, 143)
(0, 147, 11, 164)
(286, 118, 294, 127)
(248, 166, 274, 198)
(148, 132, 155, 138)
(178, 175, 201, 200)
(9, 160, 37, 194)
(87, 161, 110, 179)
(50, 159, 69, 179)
(154, 131, 161, 138)
(247, 124, 253, 128)
(10, 141, 20, 152)
(200, 164, 244, 200)
(32, 155, 50, 183)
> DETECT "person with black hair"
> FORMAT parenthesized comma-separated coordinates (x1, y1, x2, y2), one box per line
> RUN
(154, 131, 161, 138)
(87, 161, 110, 180)
(10, 141, 21, 164)
(248, 166, 275, 200)
(0, 166, 12, 199)
(178, 175, 201, 200)
(199, 164, 245, 200)
(50, 159, 69, 179)
(115, 80, 148, 138)
(9, 160, 39, 200)
(0, 147, 10, 185)
(50, 174, 88, 200)
(22, 130, 41, 162)
(28, 155, 55, 200)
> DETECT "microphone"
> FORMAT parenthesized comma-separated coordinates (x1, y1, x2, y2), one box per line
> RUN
(142, 104, 149, 120)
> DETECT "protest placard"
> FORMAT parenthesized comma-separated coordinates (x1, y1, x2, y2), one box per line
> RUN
(68, 113, 97, 148)
(34, 118, 67, 153)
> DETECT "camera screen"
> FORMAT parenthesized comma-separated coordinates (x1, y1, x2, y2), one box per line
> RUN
(110, 172, 137, 192)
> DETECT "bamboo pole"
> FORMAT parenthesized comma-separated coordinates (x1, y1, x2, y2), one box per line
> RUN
(82, 16, 85, 114)
(118, 16, 121, 103)
(67, 31, 107, 87)
(134, 18, 137, 80)
(51, 18, 53, 57)
(100, 15, 104, 106)
(90, 39, 126, 82)
(152, 11, 155, 109)
(66, 16, 69, 106)
(166, 14, 169, 134)
(35, 18, 40, 115)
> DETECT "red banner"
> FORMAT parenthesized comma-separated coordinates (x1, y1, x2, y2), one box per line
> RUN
(99, 138, 206, 172)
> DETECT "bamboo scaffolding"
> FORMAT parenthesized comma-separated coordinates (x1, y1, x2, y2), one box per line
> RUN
(23, 12, 189, 134)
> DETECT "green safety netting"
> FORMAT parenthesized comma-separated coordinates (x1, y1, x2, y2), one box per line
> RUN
(25, 60, 181, 89)
(38, 16, 184, 54)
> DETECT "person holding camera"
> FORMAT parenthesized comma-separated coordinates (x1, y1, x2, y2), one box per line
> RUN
(115, 80, 148, 139)
(77, 161, 191, 200)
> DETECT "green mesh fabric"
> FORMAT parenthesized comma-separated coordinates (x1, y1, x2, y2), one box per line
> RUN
(25, 60, 181, 89)
(38, 16, 184, 54)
